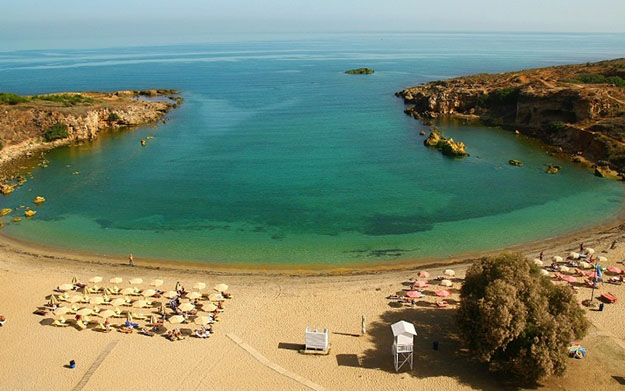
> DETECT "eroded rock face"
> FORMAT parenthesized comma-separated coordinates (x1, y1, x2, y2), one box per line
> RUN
(397, 59, 625, 170)
(424, 130, 468, 157)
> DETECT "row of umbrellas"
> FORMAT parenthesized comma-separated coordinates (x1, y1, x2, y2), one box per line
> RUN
(59, 277, 228, 294)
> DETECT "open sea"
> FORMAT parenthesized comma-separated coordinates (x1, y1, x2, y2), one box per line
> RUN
(2, 32, 625, 267)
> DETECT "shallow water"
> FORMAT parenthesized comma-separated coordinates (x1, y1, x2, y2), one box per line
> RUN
(2, 33, 625, 266)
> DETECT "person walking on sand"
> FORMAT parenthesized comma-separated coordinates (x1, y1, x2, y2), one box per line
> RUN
(129, 254, 134, 267)
(539, 251, 544, 261)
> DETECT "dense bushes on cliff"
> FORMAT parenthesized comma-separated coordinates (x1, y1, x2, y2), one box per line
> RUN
(477, 87, 521, 107)
(571, 74, 625, 87)
(43, 123, 69, 142)
(31, 94, 95, 106)
(0, 92, 29, 105)
(457, 253, 588, 384)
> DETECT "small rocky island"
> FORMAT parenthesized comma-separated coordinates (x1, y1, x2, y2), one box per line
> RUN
(345, 68, 375, 75)
(424, 130, 468, 157)
(396, 59, 625, 177)
(0, 89, 182, 183)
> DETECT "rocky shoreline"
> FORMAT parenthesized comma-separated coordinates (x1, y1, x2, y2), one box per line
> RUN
(396, 59, 625, 178)
(0, 89, 181, 183)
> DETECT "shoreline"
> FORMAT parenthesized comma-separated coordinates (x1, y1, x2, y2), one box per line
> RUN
(2, 206, 624, 276)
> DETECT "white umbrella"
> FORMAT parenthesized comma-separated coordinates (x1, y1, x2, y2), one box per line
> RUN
(109, 277, 123, 284)
(121, 287, 136, 295)
(552, 256, 563, 263)
(58, 283, 73, 291)
(99, 309, 115, 319)
(560, 266, 570, 273)
(569, 252, 580, 259)
(91, 296, 104, 305)
(110, 298, 126, 307)
(580, 261, 591, 269)
(133, 300, 149, 308)
(540, 269, 550, 276)
(141, 289, 156, 298)
(69, 295, 84, 303)
(76, 308, 92, 316)
(194, 316, 212, 325)
(208, 293, 224, 301)
(213, 283, 229, 292)
(533, 259, 543, 267)
(168, 315, 185, 324)
(179, 302, 195, 312)
(187, 291, 202, 300)
(440, 279, 453, 287)
(129, 278, 143, 285)
(150, 279, 164, 287)
(192, 282, 206, 290)
(54, 307, 70, 316)
(164, 291, 179, 299)
(586, 248, 595, 255)
(598, 256, 608, 263)
(89, 276, 103, 283)
(203, 303, 217, 312)
(443, 269, 455, 277)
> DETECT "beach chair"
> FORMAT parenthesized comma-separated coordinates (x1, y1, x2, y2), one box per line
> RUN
(436, 300, 448, 308)
(97, 322, 112, 333)
(131, 312, 148, 320)
(600, 292, 617, 303)
(110, 286, 120, 295)
(194, 329, 209, 339)
(118, 327, 133, 334)
(33, 309, 48, 316)
(575, 269, 585, 277)
(584, 279, 598, 289)
(140, 328, 155, 337)
(53, 319, 69, 327)
(76, 320, 88, 330)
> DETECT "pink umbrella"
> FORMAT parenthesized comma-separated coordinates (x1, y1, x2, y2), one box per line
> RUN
(435, 290, 451, 297)
(412, 281, 429, 288)
(417, 271, 430, 278)
(559, 275, 578, 284)
(607, 266, 623, 274)
(405, 291, 423, 298)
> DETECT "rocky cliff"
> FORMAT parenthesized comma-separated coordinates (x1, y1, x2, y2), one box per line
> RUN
(0, 90, 181, 179)
(397, 59, 625, 172)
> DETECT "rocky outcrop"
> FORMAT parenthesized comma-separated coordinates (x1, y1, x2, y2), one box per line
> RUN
(397, 59, 625, 171)
(424, 130, 468, 157)
(509, 159, 523, 167)
(0, 90, 180, 180)
(345, 68, 375, 75)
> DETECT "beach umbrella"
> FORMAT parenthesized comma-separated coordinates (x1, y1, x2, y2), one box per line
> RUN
(203, 303, 217, 312)
(109, 277, 123, 284)
(54, 306, 70, 316)
(559, 265, 570, 273)
(159, 302, 167, 313)
(58, 283, 73, 291)
(69, 295, 84, 303)
(440, 279, 453, 287)
(443, 269, 455, 277)
(164, 291, 179, 299)
(179, 302, 195, 312)
(110, 298, 126, 307)
(72, 276, 79, 284)
(540, 269, 550, 276)
(129, 278, 143, 285)
(141, 289, 156, 298)
(194, 315, 212, 325)
(99, 309, 115, 319)
(77, 308, 92, 316)
(405, 290, 423, 299)
(187, 291, 202, 300)
(580, 261, 591, 269)
(598, 256, 608, 263)
(586, 248, 595, 255)
(91, 296, 104, 305)
(569, 252, 580, 259)
(213, 283, 228, 292)
(150, 279, 164, 287)
(89, 276, 103, 284)
(193, 282, 206, 290)
(417, 271, 430, 279)
(607, 266, 623, 274)
(121, 287, 136, 296)
(48, 295, 59, 306)
(413, 280, 429, 288)
(559, 275, 578, 284)
(150, 314, 159, 325)
(175, 282, 182, 292)
(435, 290, 451, 297)
(552, 256, 563, 263)
(532, 258, 543, 267)
(208, 293, 224, 302)
(168, 315, 185, 324)
(127, 312, 133, 322)
(133, 300, 149, 308)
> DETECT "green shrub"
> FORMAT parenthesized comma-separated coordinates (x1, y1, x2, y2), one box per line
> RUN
(477, 87, 521, 107)
(107, 113, 120, 121)
(0, 140, 3, 150)
(570, 74, 625, 87)
(457, 253, 588, 384)
(32, 94, 95, 106)
(0, 92, 30, 105)
(548, 121, 566, 132)
(43, 123, 69, 142)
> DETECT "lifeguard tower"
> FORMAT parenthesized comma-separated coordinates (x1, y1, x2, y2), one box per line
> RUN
(391, 320, 417, 372)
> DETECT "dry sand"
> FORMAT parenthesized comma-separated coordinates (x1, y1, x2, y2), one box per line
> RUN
(2, 226, 625, 391)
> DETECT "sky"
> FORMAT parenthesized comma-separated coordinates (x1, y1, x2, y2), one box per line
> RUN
(2, 0, 625, 50)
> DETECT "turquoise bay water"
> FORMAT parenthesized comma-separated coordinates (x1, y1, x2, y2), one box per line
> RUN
(1, 33, 625, 267)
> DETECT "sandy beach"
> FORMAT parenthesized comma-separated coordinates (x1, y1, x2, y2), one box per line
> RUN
(2, 222, 625, 391)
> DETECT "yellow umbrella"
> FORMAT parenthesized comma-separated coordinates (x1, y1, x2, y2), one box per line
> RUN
(54, 307, 70, 316)
(69, 295, 84, 303)
(127, 313, 133, 322)
(71, 276, 78, 284)
(192, 282, 206, 290)
(168, 315, 185, 324)
(179, 302, 195, 312)
(91, 296, 104, 305)
(89, 276, 103, 283)
(194, 316, 212, 325)
(103, 287, 112, 295)
(77, 308, 92, 316)
(213, 283, 229, 292)
(208, 293, 224, 302)
(164, 291, 179, 299)
(48, 295, 59, 306)
(203, 303, 217, 312)
(141, 289, 156, 297)
(110, 298, 126, 307)
(110, 277, 123, 284)
(129, 278, 143, 285)
(133, 300, 149, 308)
(99, 309, 115, 318)
(58, 283, 73, 291)
(150, 314, 159, 325)
(150, 279, 164, 287)
(121, 287, 135, 295)
(187, 291, 202, 300)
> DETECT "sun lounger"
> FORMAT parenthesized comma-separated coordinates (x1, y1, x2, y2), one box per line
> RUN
(118, 327, 133, 334)
(53, 319, 69, 327)
(98, 322, 112, 333)
(600, 292, 617, 303)
(33, 309, 48, 316)
(76, 320, 88, 330)
(575, 269, 585, 276)
(584, 279, 599, 289)
(436, 301, 448, 308)
(194, 330, 210, 339)
(131, 313, 147, 320)
(140, 328, 155, 337)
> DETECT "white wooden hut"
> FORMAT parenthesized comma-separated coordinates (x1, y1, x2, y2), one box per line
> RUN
(305, 327, 328, 351)
(391, 320, 417, 372)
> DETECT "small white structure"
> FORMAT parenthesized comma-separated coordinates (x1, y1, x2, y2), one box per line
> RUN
(305, 327, 328, 351)
(391, 320, 417, 372)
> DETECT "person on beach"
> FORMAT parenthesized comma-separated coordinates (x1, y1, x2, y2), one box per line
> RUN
(539, 251, 544, 261)
(0, 314, 6, 326)
(611, 240, 617, 250)
(128, 254, 134, 267)
(580, 243, 584, 252)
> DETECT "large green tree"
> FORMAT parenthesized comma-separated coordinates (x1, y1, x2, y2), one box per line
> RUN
(457, 253, 589, 384)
